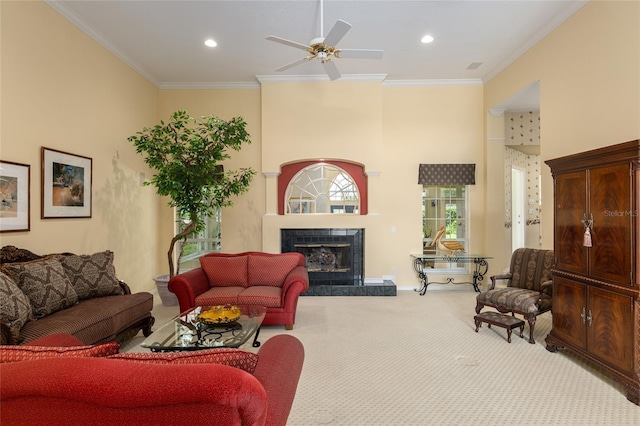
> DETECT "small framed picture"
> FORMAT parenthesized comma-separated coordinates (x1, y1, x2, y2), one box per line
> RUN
(41, 147, 92, 218)
(0, 161, 30, 232)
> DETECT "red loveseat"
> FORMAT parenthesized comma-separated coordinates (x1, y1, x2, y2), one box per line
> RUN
(168, 252, 309, 329)
(0, 333, 304, 426)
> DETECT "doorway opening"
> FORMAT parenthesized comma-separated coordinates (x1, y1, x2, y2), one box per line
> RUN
(511, 166, 525, 251)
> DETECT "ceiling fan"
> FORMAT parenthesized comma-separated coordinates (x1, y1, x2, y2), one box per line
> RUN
(266, 0, 384, 81)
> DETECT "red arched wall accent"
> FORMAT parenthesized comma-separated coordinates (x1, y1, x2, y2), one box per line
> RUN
(278, 160, 368, 215)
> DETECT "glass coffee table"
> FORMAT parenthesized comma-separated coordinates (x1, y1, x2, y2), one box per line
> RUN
(141, 305, 266, 352)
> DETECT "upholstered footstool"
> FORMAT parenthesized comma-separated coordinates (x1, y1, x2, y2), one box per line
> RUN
(474, 311, 525, 343)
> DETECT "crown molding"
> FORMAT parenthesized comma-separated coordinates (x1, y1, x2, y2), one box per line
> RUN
(166, 77, 482, 88)
(159, 82, 260, 90)
(256, 74, 388, 84)
(382, 79, 483, 87)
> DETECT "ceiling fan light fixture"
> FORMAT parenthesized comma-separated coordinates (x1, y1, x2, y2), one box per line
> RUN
(266, 0, 383, 80)
(421, 34, 435, 44)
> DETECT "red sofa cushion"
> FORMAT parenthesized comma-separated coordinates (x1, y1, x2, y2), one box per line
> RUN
(238, 286, 283, 308)
(200, 256, 248, 287)
(109, 348, 259, 373)
(248, 254, 300, 287)
(0, 341, 120, 363)
(1, 357, 268, 425)
(195, 286, 245, 307)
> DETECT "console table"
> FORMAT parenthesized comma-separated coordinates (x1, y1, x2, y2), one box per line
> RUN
(410, 254, 492, 295)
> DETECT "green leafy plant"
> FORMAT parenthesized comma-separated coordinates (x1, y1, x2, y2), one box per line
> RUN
(128, 110, 255, 278)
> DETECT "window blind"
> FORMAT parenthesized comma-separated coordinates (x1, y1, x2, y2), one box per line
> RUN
(418, 164, 475, 185)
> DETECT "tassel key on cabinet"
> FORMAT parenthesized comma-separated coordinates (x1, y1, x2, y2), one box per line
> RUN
(581, 213, 593, 247)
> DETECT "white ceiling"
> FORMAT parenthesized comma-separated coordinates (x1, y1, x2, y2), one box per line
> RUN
(45, 0, 588, 109)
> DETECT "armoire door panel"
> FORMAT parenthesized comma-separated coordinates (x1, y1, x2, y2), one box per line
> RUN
(589, 164, 632, 285)
(552, 277, 587, 350)
(554, 171, 588, 275)
(587, 286, 634, 374)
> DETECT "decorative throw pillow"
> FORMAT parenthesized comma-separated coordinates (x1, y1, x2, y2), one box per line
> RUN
(0, 341, 120, 363)
(108, 348, 259, 374)
(3, 257, 79, 319)
(200, 256, 248, 287)
(59, 251, 123, 300)
(0, 271, 33, 343)
(248, 253, 301, 287)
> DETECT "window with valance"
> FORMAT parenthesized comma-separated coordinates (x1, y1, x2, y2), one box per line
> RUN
(419, 164, 475, 270)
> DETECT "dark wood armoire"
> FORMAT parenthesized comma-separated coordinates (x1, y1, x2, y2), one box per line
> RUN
(545, 139, 640, 405)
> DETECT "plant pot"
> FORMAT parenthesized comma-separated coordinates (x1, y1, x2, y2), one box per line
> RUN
(154, 274, 178, 306)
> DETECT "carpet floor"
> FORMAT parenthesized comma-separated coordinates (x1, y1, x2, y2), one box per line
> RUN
(123, 289, 640, 425)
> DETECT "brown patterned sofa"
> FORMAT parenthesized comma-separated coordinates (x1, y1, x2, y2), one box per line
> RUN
(475, 248, 554, 344)
(168, 252, 309, 330)
(0, 246, 154, 345)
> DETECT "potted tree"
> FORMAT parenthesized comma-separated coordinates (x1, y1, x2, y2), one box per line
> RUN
(128, 110, 255, 304)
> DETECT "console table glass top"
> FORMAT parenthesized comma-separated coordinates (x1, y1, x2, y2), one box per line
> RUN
(410, 253, 492, 295)
(141, 305, 266, 352)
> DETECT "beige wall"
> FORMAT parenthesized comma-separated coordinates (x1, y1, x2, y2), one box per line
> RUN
(485, 0, 640, 266)
(261, 81, 384, 172)
(261, 82, 484, 285)
(380, 85, 485, 284)
(1, 1, 161, 293)
(160, 81, 485, 285)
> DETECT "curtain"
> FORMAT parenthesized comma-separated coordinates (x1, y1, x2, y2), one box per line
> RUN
(418, 164, 475, 185)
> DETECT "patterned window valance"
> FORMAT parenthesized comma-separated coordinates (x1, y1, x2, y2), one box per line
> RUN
(418, 164, 476, 185)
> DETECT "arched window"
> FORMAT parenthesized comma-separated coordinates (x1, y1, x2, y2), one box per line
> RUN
(285, 164, 360, 214)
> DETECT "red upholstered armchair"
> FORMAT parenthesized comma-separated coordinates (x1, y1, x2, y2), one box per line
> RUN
(168, 252, 309, 329)
(0, 333, 304, 426)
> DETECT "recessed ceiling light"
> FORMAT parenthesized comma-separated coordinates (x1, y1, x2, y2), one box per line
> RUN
(421, 35, 434, 44)
(204, 39, 217, 48)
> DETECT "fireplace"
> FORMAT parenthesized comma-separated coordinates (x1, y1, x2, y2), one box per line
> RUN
(281, 228, 365, 295)
(296, 243, 351, 273)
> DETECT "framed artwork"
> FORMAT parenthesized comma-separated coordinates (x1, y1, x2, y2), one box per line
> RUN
(0, 161, 30, 232)
(41, 147, 92, 218)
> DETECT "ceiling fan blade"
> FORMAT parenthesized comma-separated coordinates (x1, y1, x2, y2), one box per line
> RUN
(322, 60, 341, 81)
(266, 36, 310, 51)
(323, 19, 351, 46)
(275, 57, 309, 72)
(338, 49, 384, 60)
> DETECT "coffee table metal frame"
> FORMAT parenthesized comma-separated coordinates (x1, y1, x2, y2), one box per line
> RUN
(141, 305, 266, 352)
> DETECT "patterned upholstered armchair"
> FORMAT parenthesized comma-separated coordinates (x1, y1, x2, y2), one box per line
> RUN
(475, 248, 554, 344)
